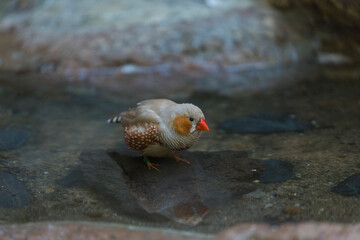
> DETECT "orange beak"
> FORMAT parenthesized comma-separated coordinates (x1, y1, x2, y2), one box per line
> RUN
(196, 118, 209, 131)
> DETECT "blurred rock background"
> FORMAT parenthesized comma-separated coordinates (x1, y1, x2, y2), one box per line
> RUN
(269, 0, 360, 63)
(1, 0, 358, 75)
(0, 0, 318, 74)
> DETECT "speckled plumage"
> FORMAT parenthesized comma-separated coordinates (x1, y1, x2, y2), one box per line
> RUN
(108, 99, 209, 169)
(123, 123, 160, 151)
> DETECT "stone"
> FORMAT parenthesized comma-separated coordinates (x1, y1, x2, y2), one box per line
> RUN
(56, 168, 85, 188)
(1, 222, 360, 240)
(332, 173, 360, 196)
(173, 202, 210, 226)
(58, 149, 264, 226)
(86, 211, 104, 218)
(107, 150, 263, 226)
(215, 223, 360, 240)
(0, 171, 30, 208)
(269, 1, 360, 31)
(0, 0, 314, 73)
(0, 222, 209, 240)
(61, 150, 150, 222)
(259, 159, 293, 184)
(0, 0, 42, 15)
(219, 113, 312, 134)
(44, 188, 54, 194)
(283, 205, 301, 215)
(0, 128, 30, 150)
(269, 1, 360, 63)
(244, 188, 266, 199)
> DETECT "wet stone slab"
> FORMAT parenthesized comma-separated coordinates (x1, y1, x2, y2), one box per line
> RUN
(219, 113, 312, 134)
(60, 149, 264, 226)
(57, 168, 85, 188)
(0, 171, 30, 208)
(0, 129, 30, 151)
(259, 160, 294, 184)
(332, 173, 360, 196)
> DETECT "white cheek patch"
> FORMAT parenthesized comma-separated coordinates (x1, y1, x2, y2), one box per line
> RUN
(190, 125, 196, 134)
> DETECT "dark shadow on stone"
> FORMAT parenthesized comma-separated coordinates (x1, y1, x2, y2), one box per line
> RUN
(109, 150, 263, 225)
(56, 168, 85, 188)
(59, 149, 264, 226)
(72, 150, 160, 223)
(0, 129, 30, 150)
(219, 113, 312, 134)
(0, 171, 30, 208)
(259, 159, 293, 184)
(332, 173, 360, 196)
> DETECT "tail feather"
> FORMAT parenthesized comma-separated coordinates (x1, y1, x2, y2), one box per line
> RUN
(107, 115, 121, 123)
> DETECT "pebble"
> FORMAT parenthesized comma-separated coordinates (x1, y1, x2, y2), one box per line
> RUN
(0, 129, 30, 151)
(283, 205, 301, 215)
(45, 188, 55, 194)
(86, 211, 104, 218)
(259, 159, 293, 184)
(331, 173, 360, 196)
(0, 171, 30, 208)
(244, 188, 265, 199)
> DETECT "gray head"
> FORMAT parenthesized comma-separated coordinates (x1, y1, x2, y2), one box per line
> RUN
(170, 103, 209, 135)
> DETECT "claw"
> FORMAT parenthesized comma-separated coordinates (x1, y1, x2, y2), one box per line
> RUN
(173, 154, 190, 165)
(144, 157, 160, 171)
(146, 161, 160, 171)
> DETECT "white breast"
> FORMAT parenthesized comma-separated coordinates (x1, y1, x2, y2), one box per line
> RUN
(143, 143, 174, 157)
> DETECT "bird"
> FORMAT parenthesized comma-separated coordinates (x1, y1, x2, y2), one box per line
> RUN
(107, 99, 209, 171)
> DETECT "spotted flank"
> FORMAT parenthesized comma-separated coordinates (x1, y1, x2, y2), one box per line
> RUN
(107, 115, 121, 123)
(124, 123, 160, 151)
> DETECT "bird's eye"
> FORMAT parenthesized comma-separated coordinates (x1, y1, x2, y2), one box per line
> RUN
(189, 117, 194, 122)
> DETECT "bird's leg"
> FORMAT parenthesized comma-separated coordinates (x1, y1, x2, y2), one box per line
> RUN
(173, 154, 190, 165)
(143, 156, 160, 171)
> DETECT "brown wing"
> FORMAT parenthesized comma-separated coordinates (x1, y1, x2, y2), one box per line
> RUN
(123, 123, 161, 151)
(120, 99, 176, 126)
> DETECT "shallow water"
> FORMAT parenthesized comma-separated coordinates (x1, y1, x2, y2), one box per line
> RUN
(0, 65, 359, 233)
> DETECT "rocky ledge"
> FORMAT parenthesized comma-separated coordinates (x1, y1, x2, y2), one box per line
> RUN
(0, 0, 314, 73)
(1, 222, 360, 240)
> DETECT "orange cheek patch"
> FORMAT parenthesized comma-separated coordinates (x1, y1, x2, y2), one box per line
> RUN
(173, 116, 192, 135)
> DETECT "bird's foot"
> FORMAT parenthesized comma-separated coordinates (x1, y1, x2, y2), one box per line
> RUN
(173, 154, 190, 164)
(144, 157, 160, 171)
